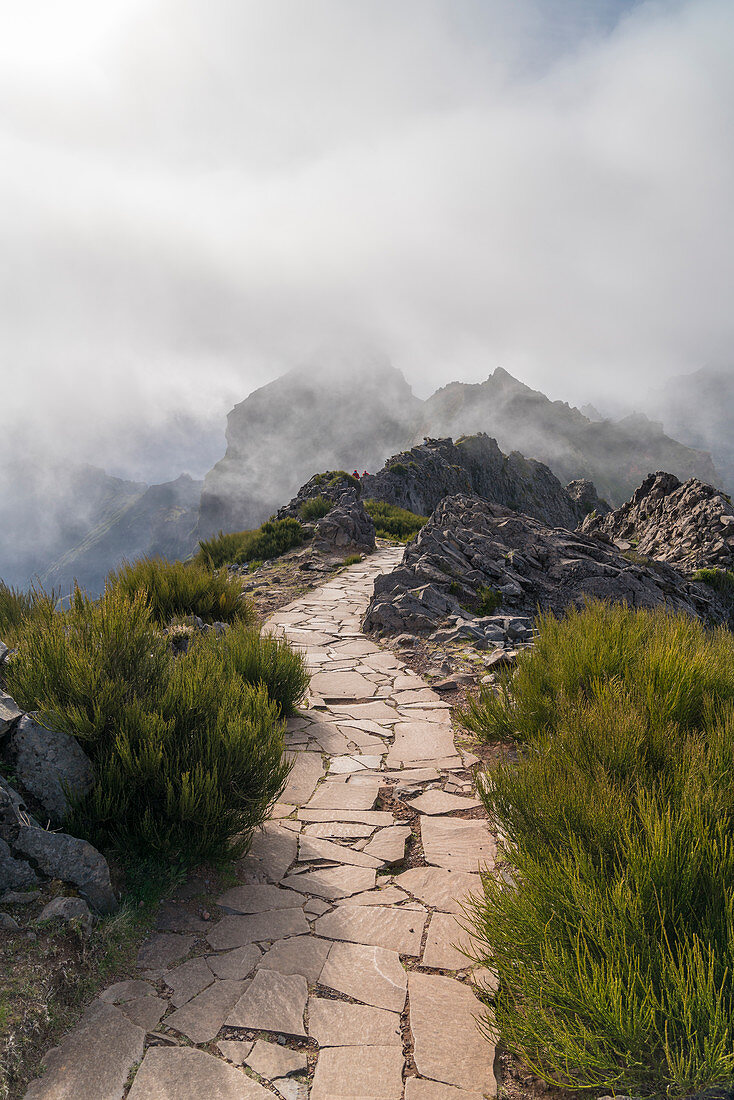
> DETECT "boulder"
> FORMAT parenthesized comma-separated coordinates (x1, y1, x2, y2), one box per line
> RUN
(13, 826, 117, 914)
(0, 691, 22, 736)
(314, 492, 376, 553)
(582, 472, 734, 574)
(8, 715, 94, 826)
(0, 837, 39, 892)
(565, 479, 611, 519)
(37, 896, 94, 933)
(364, 494, 727, 638)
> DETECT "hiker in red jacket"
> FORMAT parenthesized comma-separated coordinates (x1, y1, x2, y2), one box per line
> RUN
(353, 470, 360, 479)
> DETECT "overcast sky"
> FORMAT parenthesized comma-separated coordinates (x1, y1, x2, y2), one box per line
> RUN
(2, 0, 733, 481)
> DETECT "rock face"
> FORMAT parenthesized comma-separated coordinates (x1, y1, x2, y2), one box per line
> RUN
(198, 355, 421, 538)
(363, 495, 726, 637)
(313, 492, 375, 554)
(582, 472, 734, 575)
(8, 715, 94, 826)
(565, 479, 611, 519)
(13, 825, 117, 914)
(276, 471, 360, 521)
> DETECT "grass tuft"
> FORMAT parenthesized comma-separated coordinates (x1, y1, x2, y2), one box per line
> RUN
(363, 500, 426, 541)
(197, 519, 305, 569)
(108, 556, 252, 625)
(299, 496, 333, 522)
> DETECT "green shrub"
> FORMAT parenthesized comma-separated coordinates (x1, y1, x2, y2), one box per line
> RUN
(215, 621, 310, 717)
(388, 462, 408, 476)
(299, 495, 333, 522)
(327, 471, 360, 490)
(108, 557, 252, 626)
(5, 587, 290, 864)
(694, 567, 734, 601)
(477, 585, 501, 616)
(363, 500, 427, 541)
(197, 519, 305, 569)
(464, 602, 734, 1097)
(342, 554, 362, 567)
(0, 582, 57, 647)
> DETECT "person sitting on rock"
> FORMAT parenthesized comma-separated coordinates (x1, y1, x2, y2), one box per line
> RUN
(363, 470, 369, 477)
(353, 470, 360, 479)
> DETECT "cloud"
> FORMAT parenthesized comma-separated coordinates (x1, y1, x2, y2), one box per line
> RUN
(1, 0, 732, 481)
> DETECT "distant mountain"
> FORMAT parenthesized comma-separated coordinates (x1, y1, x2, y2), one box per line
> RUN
(644, 367, 734, 492)
(419, 368, 719, 505)
(0, 463, 146, 590)
(44, 474, 202, 596)
(197, 355, 422, 538)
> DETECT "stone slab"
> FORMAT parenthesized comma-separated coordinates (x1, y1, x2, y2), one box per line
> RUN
(422, 912, 477, 970)
(207, 908, 309, 950)
(407, 791, 483, 815)
(307, 997, 402, 1046)
(281, 865, 376, 900)
(119, 995, 168, 1032)
(310, 671, 378, 698)
(314, 905, 425, 955)
(319, 941, 407, 1011)
(280, 752, 325, 805)
(127, 1047, 271, 1099)
(246, 1039, 307, 1079)
(297, 835, 382, 868)
(387, 722, 456, 765)
(393, 867, 481, 915)
(297, 809, 394, 826)
(207, 944, 262, 980)
(310, 1045, 404, 1100)
(361, 825, 410, 864)
(25, 1002, 144, 1100)
(238, 824, 298, 883)
(217, 1039, 254, 1065)
(420, 818, 496, 874)
(165, 979, 248, 1044)
(408, 972, 496, 1095)
(404, 1080, 487, 1100)
(136, 933, 196, 970)
(165, 956, 215, 1007)
(216, 883, 305, 914)
(226, 968, 308, 1037)
(256, 934, 332, 981)
(303, 822, 375, 839)
(306, 780, 379, 812)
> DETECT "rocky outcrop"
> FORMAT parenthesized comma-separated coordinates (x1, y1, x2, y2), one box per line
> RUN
(313, 492, 375, 554)
(363, 495, 726, 638)
(276, 471, 360, 521)
(13, 826, 117, 914)
(565, 479, 611, 518)
(7, 715, 94, 826)
(582, 472, 734, 574)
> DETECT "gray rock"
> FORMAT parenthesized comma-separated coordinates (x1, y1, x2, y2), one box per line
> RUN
(37, 895, 94, 933)
(8, 715, 94, 826)
(0, 837, 40, 891)
(13, 826, 117, 914)
(0, 911, 20, 931)
(1, 889, 40, 904)
(364, 494, 726, 638)
(314, 491, 376, 554)
(565, 478, 611, 519)
(0, 641, 8, 665)
(0, 691, 22, 735)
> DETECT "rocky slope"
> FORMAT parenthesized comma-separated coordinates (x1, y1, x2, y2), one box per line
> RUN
(278, 435, 606, 531)
(197, 357, 421, 539)
(419, 368, 718, 505)
(581, 472, 734, 574)
(363, 494, 728, 640)
(43, 474, 202, 596)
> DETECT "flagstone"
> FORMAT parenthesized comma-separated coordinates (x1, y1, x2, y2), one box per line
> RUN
(408, 972, 496, 1095)
(304, 897, 331, 915)
(319, 941, 407, 1011)
(25, 1002, 145, 1100)
(281, 865, 376, 900)
(336, 885, 410, 906)
(216, 883, 306, 914)
(314, 904, 425, 954)
(303, 821, 375, 839)
(226, 968, 308, 1037)
(136, 933, 196, 970)
(310, 671, 378, 698)
(387, 722, 456, 765)
(420, 817, 496, 873)
(408, 790, 483, 815)
(128, 1047, 271, 1099)
(393, 867, 481, 914)
(297, 809, 394, 825)
(306, 780, 379, 811)
(307, 997, 402, 1047)
(99, 979, 154, 1003)
(280, 752, 325, 804)
(422, 912, 477, 970)
(331, 701, 397, 721)
(297, 834, 383, 868)
(207, 944, 262, 980)
(310, 1045, 404, 1100)
(165, 957, 215, 1007)
(246, 1040, 307, 1079)
(361, 825, 411, 864)
(404, 1080, 487, 1100)
(238, 823, 298, 883)
(207, 908, 309, 950)
(256, 934, 332, 980)
(119, 994, 168, 1031)
(217, 1039, 254, 1064)
(165, 978, 248, 1044)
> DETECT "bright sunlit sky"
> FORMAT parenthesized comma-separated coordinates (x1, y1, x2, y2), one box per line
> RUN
(2, 0, 733, 479)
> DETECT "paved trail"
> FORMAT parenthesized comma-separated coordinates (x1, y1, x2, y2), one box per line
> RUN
(25, 548, 497, 1100)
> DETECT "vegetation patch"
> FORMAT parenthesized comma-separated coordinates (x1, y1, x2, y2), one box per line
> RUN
(298, 495, 333, 522)
(388, 462, 408, 476)
(363, 500, 426, 541)
(108, 556, 252, 625)
(461, 600, 734, 1097)
(0, 583, 57, 648)
(477, 585, 501, 616)
(197, 518, 305, 569)
(342, 554, 362, 567)
(694, 566, 734, 601)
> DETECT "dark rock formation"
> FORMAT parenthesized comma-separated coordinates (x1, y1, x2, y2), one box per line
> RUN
(582, 472, 734, 574)
(313, 492, 375, 554)
(7, 715, 94, 827)
(13, 826, 117, 914)
(363, 495, 726, 637)
(276, 471, 360, 521)
(565, 479, 611, 518)
(198, 355, 421, 538)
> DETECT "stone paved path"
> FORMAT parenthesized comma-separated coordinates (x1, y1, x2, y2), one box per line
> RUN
(25, 548, 497, 1100)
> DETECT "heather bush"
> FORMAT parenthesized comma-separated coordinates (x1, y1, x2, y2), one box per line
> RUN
(0, 582, 57, 646)
(215, 621, 310, 716)
(299, 495, 333, 522)
(464, 602, 734, 1097)
(197, 518, 305, 569)
(108, 556, 252, 625)
(363, 500, 426, 541)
